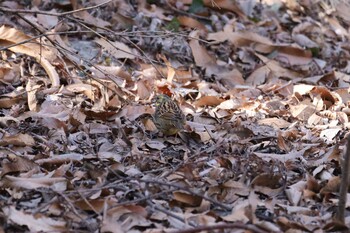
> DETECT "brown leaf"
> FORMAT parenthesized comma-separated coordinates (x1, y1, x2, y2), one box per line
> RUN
(145, 140, 166, 150)
(320, 176, 340, 194)
(0, 26, 59, 87)
(1, 155, 39, 177)
(0, 133, 35, 146)
(3, 206, 66, 232)
(277, 132, 291, 152)
(173, 191, 202, 207)
(65, 83, 99, 101)
(250, 173, 284, 189)
(254, 146, 312, 163)
(95, 38, 136, 59)
(25, 79, 41, 112)
(285, 180, 305, 205)
(35, 153, 83, 165)
(189, 30, 216, 67)
(177, 16, 207, 31)
(193, 96, 223, 107)
(203, 0, 246, 17)
(1, 175, 67, 191)
(75, 199, 105, 213)
(258, 118, 291, 129)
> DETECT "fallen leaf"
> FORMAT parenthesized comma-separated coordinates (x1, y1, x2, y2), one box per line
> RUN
(3, 206, 66, 232)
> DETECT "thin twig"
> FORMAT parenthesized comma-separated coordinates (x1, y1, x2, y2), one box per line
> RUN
(140, 179, 232, 211)
(76, 190, 99, 214)
(13, 12, 135, 101)
(65, 15, 163, 72)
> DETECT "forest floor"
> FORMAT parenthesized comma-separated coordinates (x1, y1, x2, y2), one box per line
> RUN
(0, 0, 350, 232)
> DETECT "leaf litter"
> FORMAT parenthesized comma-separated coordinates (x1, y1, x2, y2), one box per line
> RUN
(0, 0, 350, 232)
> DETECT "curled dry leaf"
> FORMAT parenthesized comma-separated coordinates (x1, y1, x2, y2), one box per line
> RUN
(0, 116, 20, 126)
(290, 100, 316, 122)
(35, 153, 84, 165)
(250, 173, 284, 190)
(320, 128, 341, 142)
(177, 16, 207, 31)
(320, 176, 341, 194)
(173, 191, 203, 207)
(138, 1, 169, 20)
(277, 133, 291, 152)
(119, 105, 154, 121)
(136, 79, 152, 100)
(193, 96, 223, 107)
(3, 206, 66, 232)
(254, 146, 312, 163)
(220, 200, 250, 222)
(0, 26, 59, 87)
(217, 99, 241, 110)
(145, 140, 166, 150)
(189, 30, 216, 67)
(285, 181, 305, 206)
(103, 205, 150, 231)
(1, 175, 67, 192)
(0, 91, 26, 108)
(95, 38, 136, 59)
(75, 199, 105, 213)
(203, 0, 246, 17)
(25, 78, 41, 112)
(292, 34, 319, 48)
(65, 83, 99, 101)
(0, 133, 35, 147)
(258, 118, 291, 129)
(1, 155, 39, 177)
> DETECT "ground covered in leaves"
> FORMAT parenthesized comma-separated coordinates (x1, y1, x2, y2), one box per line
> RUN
(0, 0, 350, 232)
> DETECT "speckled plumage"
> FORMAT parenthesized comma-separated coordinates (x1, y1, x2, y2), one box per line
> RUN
(152, 94, 185, 135)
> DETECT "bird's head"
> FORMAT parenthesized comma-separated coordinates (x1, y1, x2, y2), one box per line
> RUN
(151, 94, 171, 107)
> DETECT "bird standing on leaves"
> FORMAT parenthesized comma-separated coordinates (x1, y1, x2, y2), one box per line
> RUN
(152, 94, 185, 136)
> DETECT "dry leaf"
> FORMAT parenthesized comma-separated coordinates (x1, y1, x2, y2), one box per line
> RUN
(189, 31, 216, 67)
(173, 191, 202, 206)
(3, 206, 66, 232)
(0, 26, 59, 87)
(95, 38, 136, 59)
(0, 133, 35, 146)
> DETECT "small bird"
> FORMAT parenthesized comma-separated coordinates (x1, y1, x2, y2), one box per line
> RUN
(152, 94, 185, 136)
